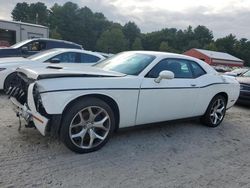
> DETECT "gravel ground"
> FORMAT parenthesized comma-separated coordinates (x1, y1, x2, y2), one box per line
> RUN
(0, 92, 250, 188)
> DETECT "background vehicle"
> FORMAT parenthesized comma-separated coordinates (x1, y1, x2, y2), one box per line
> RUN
(236, 70, 250, 105)
(0, 48, 105, 90)
(224, 68, 249, 77)
(9, 51, 240, 153)
(0, 38, 82, 58)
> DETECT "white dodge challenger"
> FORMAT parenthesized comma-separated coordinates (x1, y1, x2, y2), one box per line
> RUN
(8, 51, 240, 153)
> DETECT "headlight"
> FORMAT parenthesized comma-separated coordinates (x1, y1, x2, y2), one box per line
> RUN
(0, 68, 6, 71)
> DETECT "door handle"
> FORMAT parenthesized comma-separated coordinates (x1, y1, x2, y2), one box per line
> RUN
(191, 84, 196, 87)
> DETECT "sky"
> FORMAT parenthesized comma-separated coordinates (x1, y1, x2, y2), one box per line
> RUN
(0, 0, 250, 39)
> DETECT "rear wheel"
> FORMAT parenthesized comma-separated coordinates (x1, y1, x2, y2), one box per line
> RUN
(201, 95, 227, 127)
(60, 97, 115, 153)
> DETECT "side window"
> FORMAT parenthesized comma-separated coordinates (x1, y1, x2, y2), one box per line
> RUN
(146, 59, 193, 78)
(146, 59, 169, 78)
(25, 41, 46, 51)
(190, 61, 206, 78)
(80, 54, 100, 63)
(50, 52, 77, 63)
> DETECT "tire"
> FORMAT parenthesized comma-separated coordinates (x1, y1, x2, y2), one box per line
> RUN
(201, 95, 227, 127)
(60, 97, 115, 153)
(4, 72, 18, 93)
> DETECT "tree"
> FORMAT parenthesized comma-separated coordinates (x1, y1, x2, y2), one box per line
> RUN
(29, 2, 48, 25)
(193, 25, 213, 47)
(158, 41, 177, 52)
(123, 22, 141, 48)
(215, 34, 237, 54)
(49, 2, 111, 50)
(131, 37, 143, 50)
(12, 2, 30, 22)
(205, 42, 217, 51)
(12, 2, 49, 25)
(96, 27, 128, 53)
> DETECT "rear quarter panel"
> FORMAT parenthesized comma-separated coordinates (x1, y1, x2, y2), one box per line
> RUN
(195, 74, 240, 116)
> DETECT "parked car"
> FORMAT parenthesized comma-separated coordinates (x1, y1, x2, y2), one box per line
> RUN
(8, 51, 240, 153)
(0, 38, 82, 58)
(224, 68, 249, 77)
(236, 70, 250, 105)
(0, 48, 105, 91)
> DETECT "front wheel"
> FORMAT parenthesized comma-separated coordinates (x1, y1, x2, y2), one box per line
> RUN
(201, 95, 227, 127)
(60, 97, 115, 153)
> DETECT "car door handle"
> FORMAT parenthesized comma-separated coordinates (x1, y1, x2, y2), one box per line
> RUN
(191, 84, 196, 87)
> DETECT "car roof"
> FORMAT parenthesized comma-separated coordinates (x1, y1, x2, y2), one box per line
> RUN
(44, 48, 105, 58)
(123, 51, 217, 74)
(30, 38, 82, 48)
(125, 50, 208, 62)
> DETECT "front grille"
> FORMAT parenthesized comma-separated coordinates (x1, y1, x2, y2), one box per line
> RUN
(6, 72, 32, 105)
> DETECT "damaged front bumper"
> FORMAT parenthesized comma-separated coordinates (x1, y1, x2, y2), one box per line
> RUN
(10, 83, 49, 136)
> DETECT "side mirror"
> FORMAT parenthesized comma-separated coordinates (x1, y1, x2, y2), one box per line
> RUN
(21, 46, 28, 52)
(154, 70, 174, 83)
(49, 58, 61, 64)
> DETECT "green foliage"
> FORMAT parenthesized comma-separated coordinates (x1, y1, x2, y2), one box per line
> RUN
(123, 22, 141, 48)
(132, 37, 143, 50)
(96, 27, 128, 53)
(12, 2, 48, 25)
(10, 2, 250, 66)
(159, 41, 171, 52)
(205, 43, 218, 51)
(12, 2, 30, 22)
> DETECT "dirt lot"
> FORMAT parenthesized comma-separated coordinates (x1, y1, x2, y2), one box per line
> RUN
(0, 93, 249, 188)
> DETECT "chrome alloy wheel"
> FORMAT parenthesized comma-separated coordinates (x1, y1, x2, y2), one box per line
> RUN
(209, 98, 226, 125)
(69, 106, 111, 149)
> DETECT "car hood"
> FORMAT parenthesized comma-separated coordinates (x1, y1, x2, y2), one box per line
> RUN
(236, 77, 250, 85)
(17, 65, 126, 80)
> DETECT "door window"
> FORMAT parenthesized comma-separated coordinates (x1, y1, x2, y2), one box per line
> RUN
(25, 41, 46, 51)
(50, 52, 78, 63)
(146, 59, 193, 78)
(190, 61, 206, 78)
(80, 53, 100, 63)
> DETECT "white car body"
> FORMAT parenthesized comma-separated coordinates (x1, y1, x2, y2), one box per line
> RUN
(0, 48, 105, 89)
(9, 51, 240, 137)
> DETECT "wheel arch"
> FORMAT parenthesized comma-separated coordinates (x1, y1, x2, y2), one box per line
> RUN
(3, 71, 17, 90)
(213, 92, 228, 104)
(203, 92, 228, 116)
(61, 93, 120, 132)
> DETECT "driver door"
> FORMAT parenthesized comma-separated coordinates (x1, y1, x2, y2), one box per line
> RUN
(136, 58, 200, 125)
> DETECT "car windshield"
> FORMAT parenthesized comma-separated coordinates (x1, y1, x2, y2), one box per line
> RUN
(243, 70, 250, 77)
(27, 49, 59, 61)
(11, 39, 33, 48)
(94, 52, 156, 75)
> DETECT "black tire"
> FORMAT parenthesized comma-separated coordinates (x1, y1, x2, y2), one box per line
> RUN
(201, 95, 227, 127)
(60, 97, 115, 153)
(4, 72, 18, 93)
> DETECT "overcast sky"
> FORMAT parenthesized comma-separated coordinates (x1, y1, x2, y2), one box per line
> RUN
(0, 0, 250, 39)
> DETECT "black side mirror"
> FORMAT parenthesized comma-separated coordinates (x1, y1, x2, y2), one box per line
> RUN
(50, 58, 61, 64)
